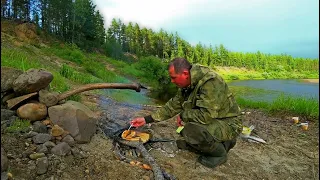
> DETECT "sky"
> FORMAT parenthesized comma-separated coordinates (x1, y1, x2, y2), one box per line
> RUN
(93, 0, 319, 59)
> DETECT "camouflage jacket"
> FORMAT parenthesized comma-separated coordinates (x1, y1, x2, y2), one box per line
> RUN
(148, 64, 241, 124)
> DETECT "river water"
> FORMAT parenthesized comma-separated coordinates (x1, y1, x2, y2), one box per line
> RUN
(227, 79, 319, 102)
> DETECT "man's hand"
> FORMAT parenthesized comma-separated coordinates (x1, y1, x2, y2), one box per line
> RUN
(130, 117, 146, 127)
(176, 115, 183, 127)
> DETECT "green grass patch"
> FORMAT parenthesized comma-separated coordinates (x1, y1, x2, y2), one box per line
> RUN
(6, 118, 31, 133)
(43, 43, 85, 64)
(237, 94, 319, 120)
(1, 48, 43, 71)
(59, 64, 103, 84)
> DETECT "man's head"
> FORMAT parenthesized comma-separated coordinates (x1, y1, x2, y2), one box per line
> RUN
(168, 57, 192, 88)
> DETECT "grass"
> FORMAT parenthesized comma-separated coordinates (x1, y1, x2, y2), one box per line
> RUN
(6, 118, 31, 133)
(216, 66, 318, 81)
(42, 43, 85, 64)
(1, 48, 43, 71)
(237, 94, 319, 121)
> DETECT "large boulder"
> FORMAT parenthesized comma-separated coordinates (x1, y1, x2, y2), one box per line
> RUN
(12, 69, 53, 95)
(1, 67, 23, 93)
(48, 101, 98, 143)
(17, 102, 47, 121)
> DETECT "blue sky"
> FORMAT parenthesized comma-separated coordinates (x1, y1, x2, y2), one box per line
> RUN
(93, 0, 319, 59)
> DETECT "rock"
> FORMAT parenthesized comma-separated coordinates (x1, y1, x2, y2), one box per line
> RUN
(1, 92, 16, 105)
(1, 147, 8, 172)
(36, 144, 48, 154)
(1, 66, 23, 93)
(22, 149, 34, 158)
(51, 124, 64, 137)
(51, 142, 71, 156)
(1, 109, 16, 122)
(17, 102, 47, 121)
(1, 172, 8, 180)
(32, 121, 47, 133)
(36, 157, 48, 175)
(43, 141, 56, 148)
(42, 119, 52, 126)
(48, 101, 98, 143)
(32, 133, 52, 144)
(12, 68, 53, 95)
(39, 89, 59, 107)
(71, 148, 88, 159)
(61, 135, 75, 147)
(44, 176, 59, 180)
(29, 153, 45, 160)
(24, 131, 38, 138)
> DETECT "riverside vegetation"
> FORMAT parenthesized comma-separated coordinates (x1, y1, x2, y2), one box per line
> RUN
(0, 2, 319, 179)
(1, 21, 318, 121)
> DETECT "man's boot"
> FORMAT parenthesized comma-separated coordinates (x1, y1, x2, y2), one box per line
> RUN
(197, 142, 227, 168)
(223, 138, 237, 152)
(176, 140, 200, 153)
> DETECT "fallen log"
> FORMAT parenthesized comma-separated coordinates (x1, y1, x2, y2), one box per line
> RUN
(39, 83, 146, 107)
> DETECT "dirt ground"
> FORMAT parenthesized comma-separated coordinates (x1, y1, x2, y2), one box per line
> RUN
(2, 94, 319, 180)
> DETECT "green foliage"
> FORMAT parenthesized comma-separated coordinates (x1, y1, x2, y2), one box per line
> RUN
(59, 64, 102, 84)
(44, 44, 85, 64)
(237, 94, 319, 120)
(67, 94, 82, 102)
(6, 118, 31, 133)
(134, 56, 169, 85)
(83, 60, 128, 83)
(50, 71, 70, 93)
(228, 74, 239, 80)
(1, 48, 43, 71)
(269, 94, 319, 119)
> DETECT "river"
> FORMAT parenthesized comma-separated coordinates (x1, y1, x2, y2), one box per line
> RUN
(227, 79, 319, 102)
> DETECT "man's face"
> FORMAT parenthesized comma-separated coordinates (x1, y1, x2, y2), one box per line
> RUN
(169, 66, 191, 88)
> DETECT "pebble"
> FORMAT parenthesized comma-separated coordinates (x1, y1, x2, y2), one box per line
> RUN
(29, 153, 46, 160)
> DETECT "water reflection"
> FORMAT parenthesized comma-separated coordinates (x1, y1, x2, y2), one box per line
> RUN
(228, 79, 319, 101)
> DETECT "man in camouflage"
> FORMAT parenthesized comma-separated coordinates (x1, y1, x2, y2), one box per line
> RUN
(131, 57, 243, 168)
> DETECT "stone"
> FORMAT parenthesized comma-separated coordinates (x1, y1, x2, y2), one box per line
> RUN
(36, 144, 48, 154)
(36, 157, 48, 175)
(61, 135, 75, 147)
(48, 101, 98, 143)
(50, 142, 71, 156)
(39, 90, 59, 107)
(1, 109, 16, 122)
(32, 121, 47, 133)
(1, 66, 23, 93)
(1, 147, 8, 172)
(24, 131, 38, 138)
(1, 92, 15, 105)
(42, 119, 52, 126)
(32, 133, 52, 144)
(12, 68, 53, 95)
(43, 141, 56, 148)
(17, 102, 47, 121)
(29, 153, 45, 160)
(51, 124, 64, 137)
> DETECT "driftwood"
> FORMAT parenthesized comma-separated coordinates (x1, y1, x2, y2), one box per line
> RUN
(115, 139, 164, 180)
(6, 92, 38, 110)
(39, 83, 146, 107)
(113, 137, 176, 180)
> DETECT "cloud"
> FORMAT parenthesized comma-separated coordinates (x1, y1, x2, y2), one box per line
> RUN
(94, 0, 209, 29)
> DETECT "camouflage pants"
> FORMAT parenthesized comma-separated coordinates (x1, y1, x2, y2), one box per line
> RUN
(180, 116, 243, 154)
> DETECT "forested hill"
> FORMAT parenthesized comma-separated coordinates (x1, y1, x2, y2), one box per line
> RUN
(1, 0, 318, 75)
